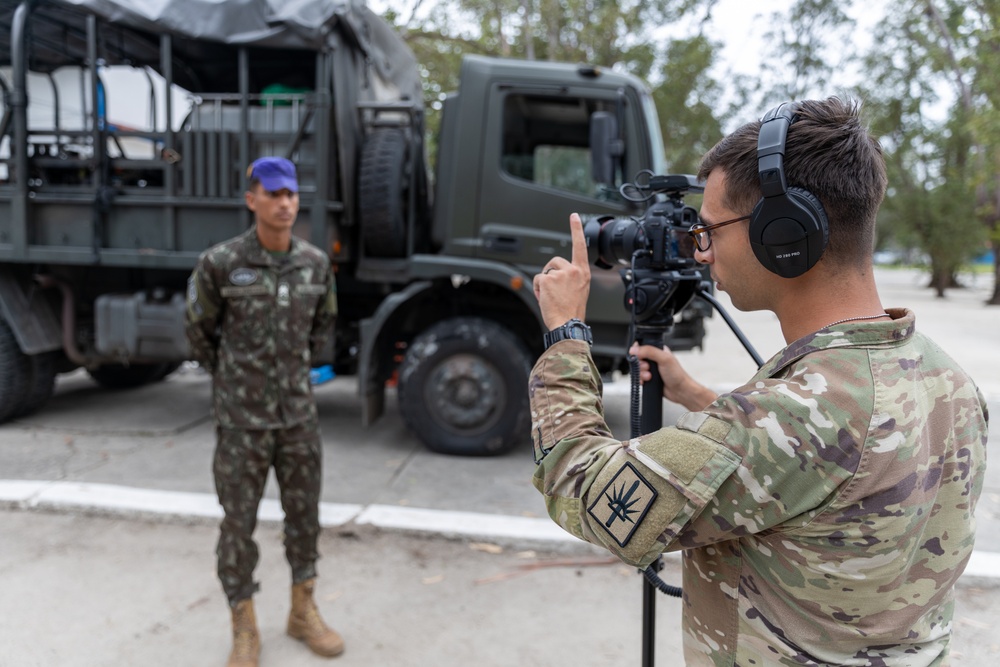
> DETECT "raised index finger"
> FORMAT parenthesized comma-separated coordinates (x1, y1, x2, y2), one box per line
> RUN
(569, 213, 588, 269)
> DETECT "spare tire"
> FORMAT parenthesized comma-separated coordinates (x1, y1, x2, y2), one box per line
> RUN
(358, 128, 410, 257)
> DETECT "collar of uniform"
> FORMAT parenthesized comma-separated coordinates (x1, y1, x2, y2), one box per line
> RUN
(241, 227, 304, 267)
(757, 307, 915, 379)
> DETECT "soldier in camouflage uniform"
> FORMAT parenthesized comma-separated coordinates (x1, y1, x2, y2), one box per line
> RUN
(186, 157, 343, 666)
(530, 98, 989, 666)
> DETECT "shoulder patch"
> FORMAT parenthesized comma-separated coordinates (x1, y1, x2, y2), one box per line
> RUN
(587, 462, 658, 547)
(229, 268, 259, 286)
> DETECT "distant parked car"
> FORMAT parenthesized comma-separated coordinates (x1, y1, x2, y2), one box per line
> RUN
(872, 250, 903, 265)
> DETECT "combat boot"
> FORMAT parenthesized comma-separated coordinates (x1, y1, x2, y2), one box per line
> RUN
(287, 578, 345, 657)
(227, 598, 260, 667)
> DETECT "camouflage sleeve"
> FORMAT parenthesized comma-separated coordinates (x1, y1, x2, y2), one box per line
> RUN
(661, 373, 873, 550)
(530, 340, 741, 568)
(309, 263, 338, 360)
(184, 256, 222, 374)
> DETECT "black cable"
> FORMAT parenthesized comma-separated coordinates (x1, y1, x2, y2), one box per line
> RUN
(697, 289, 765, 368)
(642, 560, 682, 597)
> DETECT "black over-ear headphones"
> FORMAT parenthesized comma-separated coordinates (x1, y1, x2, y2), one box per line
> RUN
(749, 102, 829, 278)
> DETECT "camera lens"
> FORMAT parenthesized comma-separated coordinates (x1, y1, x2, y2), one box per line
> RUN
(583, 215, 646, 269)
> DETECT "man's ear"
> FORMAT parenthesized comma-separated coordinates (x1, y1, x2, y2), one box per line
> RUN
(244, 190, 256, 212)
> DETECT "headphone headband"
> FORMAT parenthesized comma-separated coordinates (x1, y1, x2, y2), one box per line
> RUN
(757, 104, 796, 198)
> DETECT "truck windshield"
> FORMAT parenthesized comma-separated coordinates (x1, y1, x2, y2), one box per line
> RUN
(641, 92, 668, 175)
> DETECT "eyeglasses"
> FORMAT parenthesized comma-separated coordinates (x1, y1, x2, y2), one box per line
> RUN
(687, 214, 751, 252)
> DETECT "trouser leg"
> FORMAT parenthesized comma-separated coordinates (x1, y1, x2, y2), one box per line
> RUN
(214, 426, 274, 605)
(274, 422, 323, 584)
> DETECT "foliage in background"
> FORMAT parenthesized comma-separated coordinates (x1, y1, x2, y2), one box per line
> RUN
(857, 0, 997, 300)
(381, 0, 716, 171)
(653, 35, 725, 173)
(378, 0, 999, 303)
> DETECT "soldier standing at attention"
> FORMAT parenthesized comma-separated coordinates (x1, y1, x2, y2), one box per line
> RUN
(530, 98, 988, 666)
(186, 157, 342, 666)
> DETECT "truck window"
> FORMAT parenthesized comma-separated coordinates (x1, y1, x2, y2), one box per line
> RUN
(501, 93, 619, 200)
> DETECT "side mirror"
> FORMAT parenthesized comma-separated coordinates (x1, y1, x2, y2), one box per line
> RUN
(590, 111, 623, 187)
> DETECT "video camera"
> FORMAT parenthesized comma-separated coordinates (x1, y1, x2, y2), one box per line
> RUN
(583, 172, 707, 328)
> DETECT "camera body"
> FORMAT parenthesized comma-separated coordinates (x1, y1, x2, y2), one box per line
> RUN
(584, 174, 702, 270)
(583, 174, 708, 330)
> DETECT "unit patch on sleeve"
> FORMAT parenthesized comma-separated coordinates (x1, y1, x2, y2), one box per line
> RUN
(587, 462, 658, 547)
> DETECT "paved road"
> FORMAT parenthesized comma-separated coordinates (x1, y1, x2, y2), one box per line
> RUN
(1, 268, 997, 666)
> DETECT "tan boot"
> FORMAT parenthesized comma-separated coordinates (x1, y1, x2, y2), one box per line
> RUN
(287, 578, 345, 657)
(227, 598, 260, 667)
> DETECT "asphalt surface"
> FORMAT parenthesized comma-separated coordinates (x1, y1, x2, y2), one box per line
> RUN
(1, 267, 997, 666)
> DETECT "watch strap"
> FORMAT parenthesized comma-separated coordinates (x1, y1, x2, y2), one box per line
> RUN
(544, 318, 593, 349)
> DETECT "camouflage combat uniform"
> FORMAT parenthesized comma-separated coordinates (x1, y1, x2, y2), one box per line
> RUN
(186, 227, 338, 605)
(530, 308, 988, 666)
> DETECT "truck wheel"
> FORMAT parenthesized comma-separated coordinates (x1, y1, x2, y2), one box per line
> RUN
(0, 319, 31, 422)
(358, 128, 409, 257)
(398, 317, 531, 456)
(16, 351, 58, 418)
(87, 362, 174, 389)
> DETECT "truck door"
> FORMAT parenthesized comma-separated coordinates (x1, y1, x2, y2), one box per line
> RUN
(475, 85, 648, 345)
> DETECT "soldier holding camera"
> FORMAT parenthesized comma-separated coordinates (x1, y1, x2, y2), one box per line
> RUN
(531, 98, 988, 665)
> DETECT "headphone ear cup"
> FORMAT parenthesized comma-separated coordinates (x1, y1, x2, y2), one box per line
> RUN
(788, 186, 829, 253)
(749, 187, 829, 278)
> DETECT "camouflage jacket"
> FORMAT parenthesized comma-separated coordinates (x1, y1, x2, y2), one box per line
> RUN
(530, 308, 988, 666)
(185, 227, 338, 429)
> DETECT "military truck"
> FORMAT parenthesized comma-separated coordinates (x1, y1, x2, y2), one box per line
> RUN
(0, 0, 707, 455)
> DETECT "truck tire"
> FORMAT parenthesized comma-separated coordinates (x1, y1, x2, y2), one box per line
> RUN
(358, 128, 409, 257)
(17, 351, 58, 418)
(87, 362, 174, 389)
(398, 317, 531, 456)
(0, 319, 31, 422)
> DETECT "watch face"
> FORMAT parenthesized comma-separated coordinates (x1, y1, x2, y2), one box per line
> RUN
(545, 319, 592, 348)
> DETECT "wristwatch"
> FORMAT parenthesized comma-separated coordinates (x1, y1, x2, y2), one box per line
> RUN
(544, 318, 593, 349)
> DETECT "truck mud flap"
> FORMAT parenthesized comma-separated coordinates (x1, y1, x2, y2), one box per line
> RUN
(357, 280, 433, 426)
(0, 268, 62, 355)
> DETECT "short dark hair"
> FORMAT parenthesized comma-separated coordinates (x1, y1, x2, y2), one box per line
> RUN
(698, 97, 887, 268)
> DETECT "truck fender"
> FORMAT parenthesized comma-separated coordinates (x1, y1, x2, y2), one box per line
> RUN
(358, 280, 434, 426)
(0, 268, 63, 356)
(406, 254, 543, 320)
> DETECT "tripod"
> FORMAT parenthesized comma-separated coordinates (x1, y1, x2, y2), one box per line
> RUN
(626, 274, 764, 667)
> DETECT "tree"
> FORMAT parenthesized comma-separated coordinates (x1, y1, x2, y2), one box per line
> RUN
(653, 35, 726, 174)
(921, 0, 1000, 304)
(860, 0, 996, 300)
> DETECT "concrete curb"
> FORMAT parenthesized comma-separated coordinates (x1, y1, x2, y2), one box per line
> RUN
(3, 479, 996, 581)
(0, 479, 576, 544)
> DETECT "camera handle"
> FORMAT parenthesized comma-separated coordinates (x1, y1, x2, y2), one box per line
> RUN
(633, 287, 764, 667)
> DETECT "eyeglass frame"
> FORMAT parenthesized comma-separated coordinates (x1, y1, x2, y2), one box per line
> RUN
(687, 214, 752, 252)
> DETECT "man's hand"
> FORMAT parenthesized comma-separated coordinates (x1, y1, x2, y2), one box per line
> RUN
(533, 213, 591, 330)
(629, 343, 718, 412)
